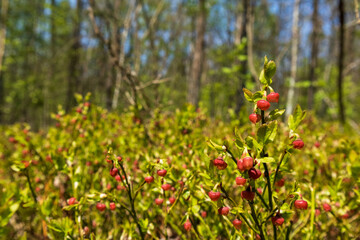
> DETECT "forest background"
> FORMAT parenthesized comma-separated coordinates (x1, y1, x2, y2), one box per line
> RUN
(0, 0, 359, 129)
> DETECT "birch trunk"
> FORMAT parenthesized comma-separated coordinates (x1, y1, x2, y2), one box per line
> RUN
(111, 0, 136, 109)
(187, 0, 206, 107)
(285, 0, 300, 118)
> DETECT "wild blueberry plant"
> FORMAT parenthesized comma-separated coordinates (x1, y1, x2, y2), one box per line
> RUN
(206, 56, 308, 239)
(1, 62, 358, 239)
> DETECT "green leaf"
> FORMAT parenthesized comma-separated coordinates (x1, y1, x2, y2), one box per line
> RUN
(245, 136, 262, 151)
(199, 172, 211, 180)
(264, 60, 276, 80)
(268, 109, 285, 121)
(235, 138, 244, 150)
(192, 205, 200, 214)
(230, 206, 245, 214)
(41, 196, 55, 216)
(349, 150, 357, 162)
(74, 93, 83, 103)
(294, 105, 306, 124)
(0, 201, 20, 227)
(265, 121, 278, 143)
(139, 218, 149, 231)
(243, 88, 254, 102)
(207, 156, 217, 179)
(222, 67, 233, 74)
(351, 164, 360, 177)
(194, 190, 205, 199)
(234, 129, 245, 150)
(238, 55, 247, 61)
(288, 105, 306, 131)
(62, 204, 79, 211)
(10, 164, 21, 172)
(10, 202, 20, 213)
(263, 56, 269, 67)
(257, 121, 277, 146)
(207, 139, 224, 152)
(257, 125, 267, 148)
(84, 92, 92, 101)
(252, 91, 264, 102)
(288, 115, 295, 130)
(259, 70, 267, 85)
(183, 190, 190, 199)
(257, 157, 275, 163)
(48, 218, 74, 240)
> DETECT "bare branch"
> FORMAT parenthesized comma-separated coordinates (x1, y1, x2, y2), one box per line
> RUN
(88, 0, 145, 108)
(275, 42, 291, 64)
(124, 91, 136, 106)
(343, 59, 360, 76)
(346, 19, 360, 28)
(345, 0, 360, 27)
(136, 78, 171, 90)
(139, 0, 165, 42)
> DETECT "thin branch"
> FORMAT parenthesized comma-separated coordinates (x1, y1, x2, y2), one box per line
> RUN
(254, 188, 269, 210)
(286, 221, 293, 240)
(346, 18, 360, 28)
(135, 78, 171, 90)
(25, 169, 37, 203)
(225, 148, 238, 165)
(119, 163, 145, 240)
(343, 59, 360, 76)
(260, 109, 277, 239)
(219, 185, 259, 234)
(275, 42, 291, 65)
(249, 202, 265, 240)
(272, 149, 288, 188)
(140, 0, 165, 42)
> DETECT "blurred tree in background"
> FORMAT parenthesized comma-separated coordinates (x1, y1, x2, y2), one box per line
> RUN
(0, 0, 359, 129)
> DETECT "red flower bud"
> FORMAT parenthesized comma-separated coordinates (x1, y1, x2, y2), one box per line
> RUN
(266, 92, 279, 103)
(257, 100, 271, 111)
(249, 113, 261, 124)
(208, 191, 221, 201)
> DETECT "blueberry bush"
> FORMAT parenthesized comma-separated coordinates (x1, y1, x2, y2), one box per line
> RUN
(0, 58, 359, 239)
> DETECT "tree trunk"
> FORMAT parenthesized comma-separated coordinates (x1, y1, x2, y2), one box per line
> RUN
(246, 0, 258, 84)
(338, 0, 345, 124)
(235, 0, 248, 114)
(187, 0, 206, 107)
(0, 0, 9, 123)
(112, 0, 136, 110)
(66, 0, 82, 111)
(43, 0, 56, 127)
(133, 4, 142, 74)
(285, 0, 300, 118)
(307, 0, 320, 110)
